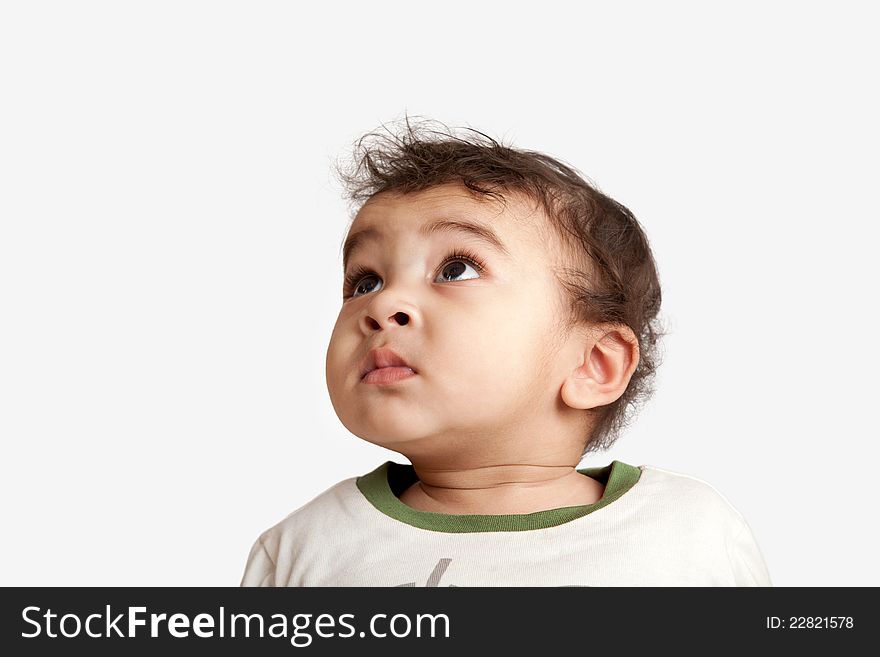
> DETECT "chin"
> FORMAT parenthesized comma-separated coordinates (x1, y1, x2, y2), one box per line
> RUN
(348, 418, 429, 446)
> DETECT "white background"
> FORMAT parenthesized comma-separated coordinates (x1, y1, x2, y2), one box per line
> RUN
(1, 1, 877, 587)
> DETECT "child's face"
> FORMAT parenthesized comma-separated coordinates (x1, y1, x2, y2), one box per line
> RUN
(325, 183, 577, 462)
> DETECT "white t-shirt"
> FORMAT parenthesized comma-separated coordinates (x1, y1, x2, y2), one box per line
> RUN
(241, 460, 771, 587)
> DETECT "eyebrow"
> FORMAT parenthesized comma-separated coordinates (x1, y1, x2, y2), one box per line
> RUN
(342, 219, 511, 271)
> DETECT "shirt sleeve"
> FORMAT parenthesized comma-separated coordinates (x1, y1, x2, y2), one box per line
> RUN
(240, 537, 277, 587)
(727, 520, 772, 586)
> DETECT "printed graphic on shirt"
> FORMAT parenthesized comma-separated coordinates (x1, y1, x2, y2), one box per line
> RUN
(395, 558, 458, 587)
(394, 558, 590, 587)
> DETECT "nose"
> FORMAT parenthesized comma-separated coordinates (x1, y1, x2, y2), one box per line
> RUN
(360, 287, 417, 332)
(363, 310, 410, 332)
(359, 280, 419, 334)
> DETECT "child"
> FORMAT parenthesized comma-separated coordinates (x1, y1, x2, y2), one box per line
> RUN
(240, 118, 771, 586)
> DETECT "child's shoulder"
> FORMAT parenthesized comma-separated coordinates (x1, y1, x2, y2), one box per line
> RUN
(253, 475, 362, 546)
(632, 463, 749, 525)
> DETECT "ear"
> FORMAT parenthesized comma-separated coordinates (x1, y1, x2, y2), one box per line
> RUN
(560, 324, 640, 411)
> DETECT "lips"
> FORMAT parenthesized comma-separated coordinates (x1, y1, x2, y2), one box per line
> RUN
(360, 347, 416, 379)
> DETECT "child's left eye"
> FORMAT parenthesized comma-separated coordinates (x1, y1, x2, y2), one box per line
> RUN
(437, 258, 481, 283)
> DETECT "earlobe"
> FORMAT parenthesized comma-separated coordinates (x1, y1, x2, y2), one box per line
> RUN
(560, 325, 640, 411)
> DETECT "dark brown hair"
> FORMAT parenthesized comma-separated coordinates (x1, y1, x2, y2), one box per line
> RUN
(336, 117, 667, 456)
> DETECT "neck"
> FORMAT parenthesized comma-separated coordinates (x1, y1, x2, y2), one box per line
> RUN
(399, 461, 604, 515)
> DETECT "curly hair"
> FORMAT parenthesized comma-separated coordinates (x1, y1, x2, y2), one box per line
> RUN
(335, 116, 668, 456)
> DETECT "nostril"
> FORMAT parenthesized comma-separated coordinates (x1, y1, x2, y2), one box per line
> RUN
(393, 312, 409, 325)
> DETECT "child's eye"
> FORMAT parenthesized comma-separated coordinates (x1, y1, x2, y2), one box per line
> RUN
(347, 272, 381, 298)
(343, 250, 486, 300)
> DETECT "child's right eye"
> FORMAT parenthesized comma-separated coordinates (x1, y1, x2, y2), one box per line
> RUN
(345, 272, 381, 298)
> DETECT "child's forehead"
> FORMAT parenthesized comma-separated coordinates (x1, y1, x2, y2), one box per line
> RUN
(342, 184, 562, 272)
(350, 183, 544, 240)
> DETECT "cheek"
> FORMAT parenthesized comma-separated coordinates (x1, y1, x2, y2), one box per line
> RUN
(325, 324, 352, 392)
(445, 321, 546, 388)
(462, 301, 558, 385)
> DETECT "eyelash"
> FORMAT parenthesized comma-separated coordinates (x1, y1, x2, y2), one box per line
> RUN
(343, 248, 487, 299)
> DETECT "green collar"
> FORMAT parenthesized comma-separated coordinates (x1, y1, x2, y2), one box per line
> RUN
(356, 460, 641, 533)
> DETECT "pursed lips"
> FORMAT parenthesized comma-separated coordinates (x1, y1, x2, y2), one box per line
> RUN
(360, 346, 416, 380)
